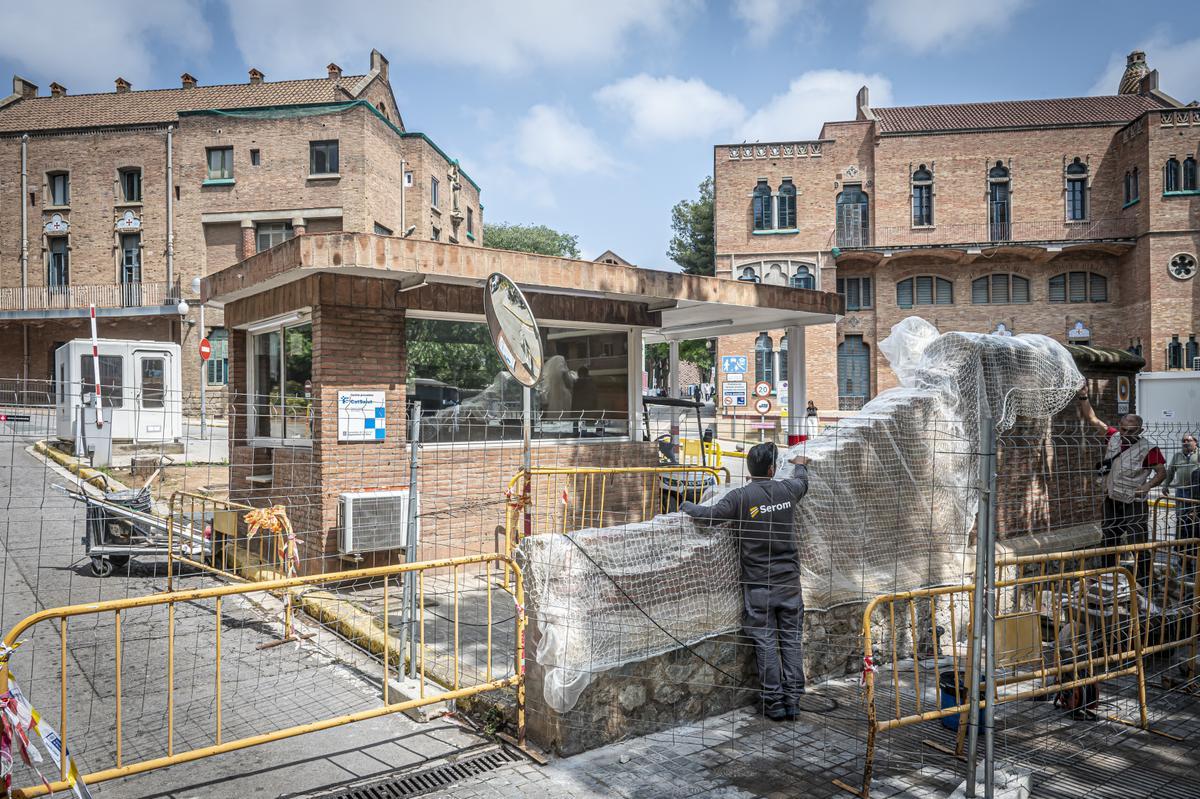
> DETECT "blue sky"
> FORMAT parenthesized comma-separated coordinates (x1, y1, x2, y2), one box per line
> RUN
(3, 1, 1198, 269)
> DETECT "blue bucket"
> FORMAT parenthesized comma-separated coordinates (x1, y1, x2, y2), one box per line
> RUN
(939, 672, 967, 731)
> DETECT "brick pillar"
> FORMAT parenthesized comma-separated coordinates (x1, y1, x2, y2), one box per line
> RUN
(240, 220, 256, 259)
(291, 216, 307, 236)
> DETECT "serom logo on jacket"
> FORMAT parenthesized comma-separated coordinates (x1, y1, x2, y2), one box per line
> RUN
(749, 501, 792, 518)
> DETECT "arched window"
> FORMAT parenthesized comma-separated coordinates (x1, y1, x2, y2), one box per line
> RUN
(1049, 271, 1107, 303)
(738, 265, 760, 283)
(911, 165, 933, 227)
(1165, 158, 1182, 193)
(972, 274, 1030, 304)
(837, 335, 870, 411)
(1184, 157, 1197, 191)
(777, 179, 797, 229)
(789, 264, 815, 289)
(754, 332, 774, 388)
(1066, 157, 1087, 221)
(1167, 335, 1184, 369)
(778, 333, 788, 383)
(753, 180, 773, 230)
(896, 276, 953, 307)
(835, 184, 869, 247)
(988, 161, 1010, 241)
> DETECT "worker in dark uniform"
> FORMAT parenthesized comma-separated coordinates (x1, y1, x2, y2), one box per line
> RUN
(681, 442, 810, 720)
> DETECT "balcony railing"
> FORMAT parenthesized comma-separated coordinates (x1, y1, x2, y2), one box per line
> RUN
(834, 218, 1136, 251)
(0, 281, 181, 312)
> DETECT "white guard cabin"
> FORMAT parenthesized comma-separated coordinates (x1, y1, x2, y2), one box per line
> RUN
(54, 339, 183, 443)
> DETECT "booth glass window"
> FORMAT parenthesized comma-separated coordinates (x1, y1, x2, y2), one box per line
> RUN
(405, 318, 630, 443)
(250, 322, 312, 440)
(141, 358, 165, 408)
(79, 355, 123, 408)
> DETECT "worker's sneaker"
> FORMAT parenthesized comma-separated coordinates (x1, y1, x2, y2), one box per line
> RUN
(763, 702, 789, 721)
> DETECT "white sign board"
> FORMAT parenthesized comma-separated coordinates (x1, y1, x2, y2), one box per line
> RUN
(338, 390, 386, 441)
(722, 382, 747, 407)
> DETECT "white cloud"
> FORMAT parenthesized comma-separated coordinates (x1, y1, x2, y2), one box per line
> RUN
(866, 0, 1028, 53)
(221, 0, 690, 77)
(0, 0, 211, 92)
(732, 0, 807, 46)
(515, 105, 616, 175)
(595, 75, 745, 142)
(738, 70, 894, 141)
(1088, 36, 1200, 101)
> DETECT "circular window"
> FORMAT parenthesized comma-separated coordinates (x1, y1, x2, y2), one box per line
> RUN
(1169, 252, 1197, 280)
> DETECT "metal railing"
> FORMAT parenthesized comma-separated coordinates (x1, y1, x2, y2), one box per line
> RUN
(832, 217, 1136, 252)
(0, 553, 526, 798)
(0, 281, 181, 312)
(166, 491, 267, 586)
(835, 565, 1147, 799)
(502, 465, 728, 584)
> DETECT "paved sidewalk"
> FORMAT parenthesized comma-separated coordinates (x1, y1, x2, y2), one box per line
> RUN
(414, 667, 1200, 799)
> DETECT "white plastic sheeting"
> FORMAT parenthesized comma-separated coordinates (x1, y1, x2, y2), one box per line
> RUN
(518, 318, 1084, 712)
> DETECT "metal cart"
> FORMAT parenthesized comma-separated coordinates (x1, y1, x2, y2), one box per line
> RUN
(55, 476, 211, 577)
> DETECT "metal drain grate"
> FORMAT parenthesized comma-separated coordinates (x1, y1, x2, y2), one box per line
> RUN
(324, 746, 523, 799)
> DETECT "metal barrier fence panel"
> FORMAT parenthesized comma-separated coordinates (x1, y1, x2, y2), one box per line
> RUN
(0, 554, 525, 798)
(837, 566, 1147, 799)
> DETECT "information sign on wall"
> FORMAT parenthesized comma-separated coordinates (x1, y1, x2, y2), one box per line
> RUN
(721, 382, 747, 407)
(338, 390, 386, 441)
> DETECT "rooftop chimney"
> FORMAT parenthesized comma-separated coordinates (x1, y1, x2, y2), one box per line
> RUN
(369, 49, 388, 81)
(115, 77, 131, 93)
(181, 72, 197, 89)
(855, 85, 874, 121)
(327, 63, 342, 79)
(12, 76, 37, 99)
(49, 82, 66, 98)
(1119, 50, 1149, 94)
(248, 68, 264, 85)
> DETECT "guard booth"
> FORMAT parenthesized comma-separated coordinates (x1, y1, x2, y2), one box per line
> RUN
(202, 233, 842, 571)
(54, 339, 183, 443)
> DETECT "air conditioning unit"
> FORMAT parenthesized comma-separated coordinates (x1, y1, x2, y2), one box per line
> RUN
(1193, 357, 1200, 371)
(338, 490, 415, 554)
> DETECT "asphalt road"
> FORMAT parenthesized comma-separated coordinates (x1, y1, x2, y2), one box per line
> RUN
(0, 417, 479, 798)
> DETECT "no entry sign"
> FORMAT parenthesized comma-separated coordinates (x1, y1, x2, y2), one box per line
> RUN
(199, 337, 212, 361)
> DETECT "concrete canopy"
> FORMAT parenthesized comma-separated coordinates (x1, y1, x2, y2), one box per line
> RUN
(204, 233, 842, 338)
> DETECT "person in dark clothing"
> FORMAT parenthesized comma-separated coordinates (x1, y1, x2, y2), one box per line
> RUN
(681, 442, 810, 721)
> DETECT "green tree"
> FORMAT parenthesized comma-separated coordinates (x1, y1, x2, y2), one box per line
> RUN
(645, 339, 714, 391)
(484, 222, 581, 258)
(667, 176, 715, 276)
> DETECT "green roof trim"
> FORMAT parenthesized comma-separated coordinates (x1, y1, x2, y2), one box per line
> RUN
(180, 100, 481, 194)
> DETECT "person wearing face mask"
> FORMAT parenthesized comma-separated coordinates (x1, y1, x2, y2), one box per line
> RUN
(1163, 433, 1199, 541)
(1076, 389, 1167, 581)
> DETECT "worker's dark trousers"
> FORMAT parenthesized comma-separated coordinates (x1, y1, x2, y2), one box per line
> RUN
(742, 582, 805, 708)
(1101, 496, 1149, 583)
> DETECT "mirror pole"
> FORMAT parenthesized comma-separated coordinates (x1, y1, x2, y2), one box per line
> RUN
(522, 383, 532, 475)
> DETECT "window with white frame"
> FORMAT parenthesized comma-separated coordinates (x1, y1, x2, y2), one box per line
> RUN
(249, 320, 312, 440)
(256, 221, 294, 253)
(406, 318, 631, 442)
(309, 140, 339, 175)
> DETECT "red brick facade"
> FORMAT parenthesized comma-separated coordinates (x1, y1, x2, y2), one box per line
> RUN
(0, 51, 481, 407)
(713, 60, 1199, 418)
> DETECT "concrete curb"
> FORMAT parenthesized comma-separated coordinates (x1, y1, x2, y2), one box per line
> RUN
(33, 439, 127, 491)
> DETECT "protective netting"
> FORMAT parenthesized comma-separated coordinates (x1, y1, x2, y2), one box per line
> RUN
(518, 317, 1084, 712)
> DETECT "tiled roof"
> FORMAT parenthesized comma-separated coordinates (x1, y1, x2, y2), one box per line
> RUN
(874, 94, 1173, 135)
(0, 76, 368, 133)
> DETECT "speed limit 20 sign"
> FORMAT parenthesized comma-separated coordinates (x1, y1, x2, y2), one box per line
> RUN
(753, 381, 772, 398)
(199, 337, 212, 361)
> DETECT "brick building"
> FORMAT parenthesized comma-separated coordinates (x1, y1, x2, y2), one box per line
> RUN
(713, 50, 1199, 420)
(0, 49, 481, 411)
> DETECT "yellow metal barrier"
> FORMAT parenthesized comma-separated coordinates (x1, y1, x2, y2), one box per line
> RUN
(0, 553, 525, 798)
(166, 491, 259, 589)
(999, 537, 1199, 663)
(502, 464, 727, 556)
(1150, 495, 1200, 543)
(834, 566, 1146, 799)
